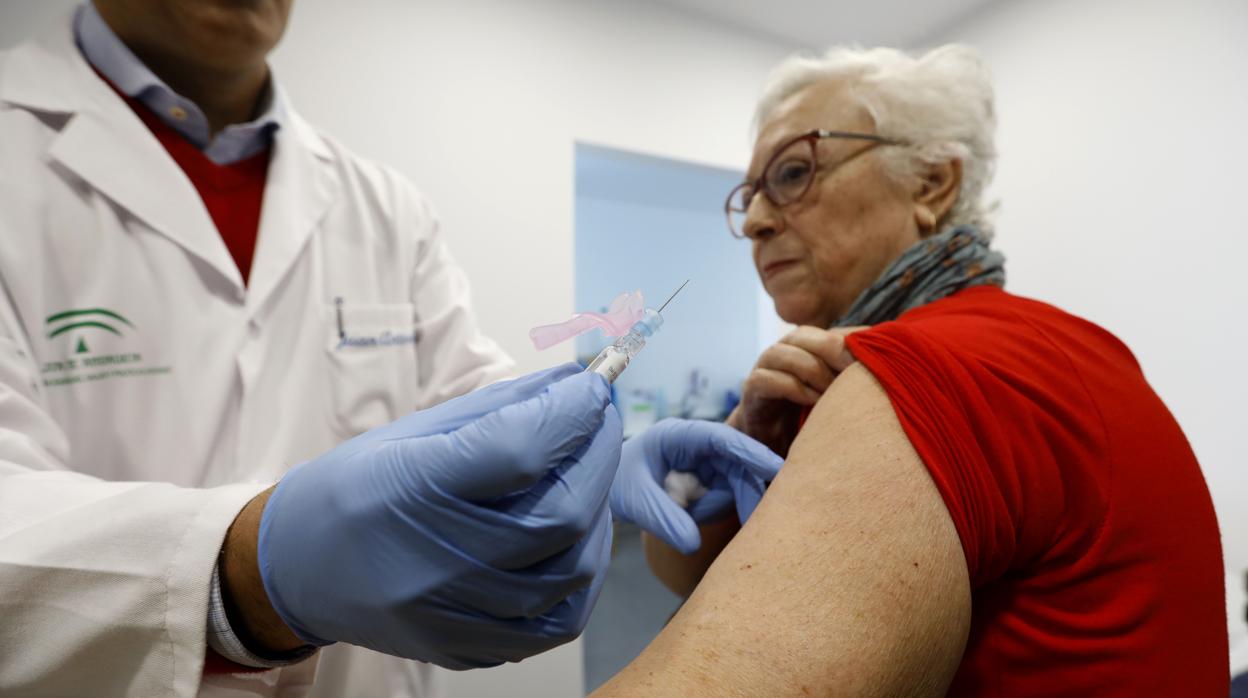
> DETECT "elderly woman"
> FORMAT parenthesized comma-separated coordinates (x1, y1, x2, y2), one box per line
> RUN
(602, 45, 1227, 695)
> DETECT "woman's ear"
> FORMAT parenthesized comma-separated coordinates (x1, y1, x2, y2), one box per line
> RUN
(913, 158, 962, 236)
(914, 206, 937, 234)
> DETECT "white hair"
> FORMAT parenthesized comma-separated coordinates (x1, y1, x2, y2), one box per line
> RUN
(754, 44, 998, 237)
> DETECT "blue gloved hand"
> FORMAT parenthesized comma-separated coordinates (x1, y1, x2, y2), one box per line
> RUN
(258, 363, 622, 669)
(609, 418, 783, 555)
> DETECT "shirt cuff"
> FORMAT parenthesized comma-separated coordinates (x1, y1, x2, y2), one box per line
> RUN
(207, 562, 318, 669)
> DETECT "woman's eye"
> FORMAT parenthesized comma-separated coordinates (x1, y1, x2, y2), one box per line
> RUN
(772, 160, 811, 187)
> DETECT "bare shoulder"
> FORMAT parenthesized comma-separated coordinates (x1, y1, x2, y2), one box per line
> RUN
(595, 363, 972, 697)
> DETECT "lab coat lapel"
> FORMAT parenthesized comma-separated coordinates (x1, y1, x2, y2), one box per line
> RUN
(47, 110, 245, 292)
(2, 15, 244, 293)
(245, 109, 336, 319)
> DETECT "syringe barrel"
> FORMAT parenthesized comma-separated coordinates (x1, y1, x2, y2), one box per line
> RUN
(585, 315, 654, 384)
(586, 344, 630, 383)
(587, 330, 648, 383)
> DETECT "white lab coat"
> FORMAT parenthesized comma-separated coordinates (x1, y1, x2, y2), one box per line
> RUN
(0, 15, 514, 698)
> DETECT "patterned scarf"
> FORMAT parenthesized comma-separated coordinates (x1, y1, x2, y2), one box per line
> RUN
(835, 225, 1006, 327)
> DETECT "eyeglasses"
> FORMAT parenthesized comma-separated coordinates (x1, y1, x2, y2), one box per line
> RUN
(725, 129, 905, 239)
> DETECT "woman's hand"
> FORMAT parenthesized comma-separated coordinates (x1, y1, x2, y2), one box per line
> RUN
(726, 326, 864, 456)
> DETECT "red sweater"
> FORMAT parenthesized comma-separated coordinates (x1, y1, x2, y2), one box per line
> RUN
(115, 89, 268, 285)
(846, 286, 1226, 695)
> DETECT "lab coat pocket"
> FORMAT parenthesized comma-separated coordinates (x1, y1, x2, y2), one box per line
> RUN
(324, 302, 419, 438)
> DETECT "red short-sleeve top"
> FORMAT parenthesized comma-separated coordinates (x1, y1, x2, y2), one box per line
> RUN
(844, 286, 1226, 696)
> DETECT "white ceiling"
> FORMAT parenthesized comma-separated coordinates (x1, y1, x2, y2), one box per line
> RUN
(647, 0, 1003, 49)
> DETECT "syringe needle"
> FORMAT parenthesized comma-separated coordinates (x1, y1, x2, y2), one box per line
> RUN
(586, 282, 686, 384)
(657, 279, 690, 315)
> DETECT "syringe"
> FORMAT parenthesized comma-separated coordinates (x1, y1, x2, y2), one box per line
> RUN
(585, 280, 688, 384)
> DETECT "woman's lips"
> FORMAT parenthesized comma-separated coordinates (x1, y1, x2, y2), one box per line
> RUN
(762, 259, 799, 279)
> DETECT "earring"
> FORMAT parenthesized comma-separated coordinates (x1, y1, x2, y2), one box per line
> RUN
(915, 207, 936, 233)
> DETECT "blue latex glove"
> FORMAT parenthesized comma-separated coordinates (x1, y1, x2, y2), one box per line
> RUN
(609, 418, 783, 555)
(258, 363, 622, 669)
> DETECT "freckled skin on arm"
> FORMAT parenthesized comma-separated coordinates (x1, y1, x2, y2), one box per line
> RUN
(594, 363, 972, 697)
(642, 515, 740, 598)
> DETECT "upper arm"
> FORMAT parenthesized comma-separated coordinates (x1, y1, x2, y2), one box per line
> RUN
(641, 515, 740, 598)
(595, 363, 972, 697)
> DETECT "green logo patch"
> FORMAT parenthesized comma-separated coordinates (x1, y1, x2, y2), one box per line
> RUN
(41, 308, 171, 386)
(46, 308, 135, 341)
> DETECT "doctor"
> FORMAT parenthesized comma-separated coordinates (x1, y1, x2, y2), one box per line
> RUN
(0, 0, 625, 695)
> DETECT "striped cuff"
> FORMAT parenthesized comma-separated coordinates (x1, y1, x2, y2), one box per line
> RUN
(207, 563, 317, 669)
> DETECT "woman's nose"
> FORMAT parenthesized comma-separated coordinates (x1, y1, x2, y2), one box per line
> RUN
(743, 194, 782, 241)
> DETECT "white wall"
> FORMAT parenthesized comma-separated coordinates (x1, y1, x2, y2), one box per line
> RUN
(932, 0, 1248, 671)
(271, 0, 790, 374)
(0, 1, 790, 695)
